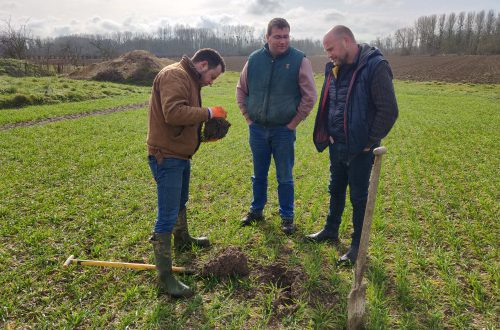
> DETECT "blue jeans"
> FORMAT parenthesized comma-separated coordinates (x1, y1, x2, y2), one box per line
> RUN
(326, 143, 374, 246)
(148, 156, 190, 233)
(249, 123, 296, 219)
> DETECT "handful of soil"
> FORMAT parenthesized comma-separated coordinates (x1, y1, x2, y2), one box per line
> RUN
(202, 118, 231, 142)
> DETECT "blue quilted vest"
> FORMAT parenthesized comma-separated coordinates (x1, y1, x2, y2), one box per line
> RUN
(313, 44, 386, 157)
(246, 45, 304, 126)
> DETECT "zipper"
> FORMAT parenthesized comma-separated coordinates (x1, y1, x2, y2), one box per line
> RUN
(264, 59, 275, 125)
(320, 72, 332, 118)
(344, 61, 366, 153)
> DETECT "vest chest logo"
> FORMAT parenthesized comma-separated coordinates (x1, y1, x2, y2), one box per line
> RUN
(285, 63, 290, 69)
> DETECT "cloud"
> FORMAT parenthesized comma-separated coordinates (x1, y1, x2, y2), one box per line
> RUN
(52, 25, 73, 36)
(342, 0, 402, 5)
(99, 19, 122, 32)
(247, 0, 282, 15)
(324, 10, 347, 22)
(196, 15, 238, 29)
(0, 2, 17, 11)
(10, 4, 408, 43)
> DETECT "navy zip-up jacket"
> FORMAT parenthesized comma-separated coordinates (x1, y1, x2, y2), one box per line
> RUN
(313, 44, 398, 158)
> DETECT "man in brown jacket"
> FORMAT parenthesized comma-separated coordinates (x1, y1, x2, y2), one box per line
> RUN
(147, 48, 227, 297)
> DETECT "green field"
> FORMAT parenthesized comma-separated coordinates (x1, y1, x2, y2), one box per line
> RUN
(0, 75, 149, 109)
(0, 72, 498, 329)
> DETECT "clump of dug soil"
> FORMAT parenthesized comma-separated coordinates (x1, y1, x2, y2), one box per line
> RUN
(202, 118, 231, 142)
(255, 261, 307, 319)
(68, 50, 174, 85)
(200, 246, 249, 277)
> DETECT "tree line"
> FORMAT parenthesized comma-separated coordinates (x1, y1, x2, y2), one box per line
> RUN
(372, 9, 500, 55)
(1, 9, 499, 63)
(0, 20, 323, 63)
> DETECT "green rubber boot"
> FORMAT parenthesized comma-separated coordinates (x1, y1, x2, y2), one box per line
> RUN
(173, 208, 210, 251)
(150, 232, 193, 298)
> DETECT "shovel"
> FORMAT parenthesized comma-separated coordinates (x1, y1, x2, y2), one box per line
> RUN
(347, 146, 387, 330)
(63, 255, 195, 274)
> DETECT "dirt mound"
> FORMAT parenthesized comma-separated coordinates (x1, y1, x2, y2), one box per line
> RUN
(68, 50, 174, 85)
(200, 246, 249, 277)
(255, 262, 306, 315)
(196, 244, 339, 323)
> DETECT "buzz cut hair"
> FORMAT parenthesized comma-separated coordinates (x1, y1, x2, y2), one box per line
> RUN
(332, 25, 356, 43)
(191, 48, 226, 72)
(267, 17, 290, 36)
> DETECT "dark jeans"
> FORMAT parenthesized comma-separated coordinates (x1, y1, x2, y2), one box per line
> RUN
(148, 156, 190, 233)
(326, 143, 374, 247)
(249, 123, 296, 219)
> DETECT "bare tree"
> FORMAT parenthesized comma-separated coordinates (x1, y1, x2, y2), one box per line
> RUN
(456, 12, 466, 52)
(496, 13, 500, 53)
(445, 12, 456, 52)
(89, 34, 118, 59)
(384, 35, 393, 53)
(437, 14, 446, 51)
(464, 11, 475, 52)
(479, 10, 497, 54)
(379, 9, 497, 55)
(0, 18, 31, 59)
(474, 10, 486, 53)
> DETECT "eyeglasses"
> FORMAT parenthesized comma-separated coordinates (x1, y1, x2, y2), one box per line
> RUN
(271, 34, 290, 40)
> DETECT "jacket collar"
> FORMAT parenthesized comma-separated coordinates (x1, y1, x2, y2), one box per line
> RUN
(180, 55, 202, 85)
(263, 43, 291, 59)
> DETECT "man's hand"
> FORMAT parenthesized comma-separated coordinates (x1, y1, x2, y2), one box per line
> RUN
(210, 106, 227, 119)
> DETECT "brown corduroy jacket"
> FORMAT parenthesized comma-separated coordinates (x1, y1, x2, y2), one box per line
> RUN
(147, 56, 209, 160)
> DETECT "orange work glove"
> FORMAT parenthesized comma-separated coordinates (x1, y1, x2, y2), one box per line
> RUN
(210, 106, 227, 119)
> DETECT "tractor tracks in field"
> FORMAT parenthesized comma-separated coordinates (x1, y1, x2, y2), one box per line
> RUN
(0, 102, 148, 131)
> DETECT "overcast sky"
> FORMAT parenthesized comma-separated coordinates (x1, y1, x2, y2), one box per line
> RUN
(1, 0, 498, 42)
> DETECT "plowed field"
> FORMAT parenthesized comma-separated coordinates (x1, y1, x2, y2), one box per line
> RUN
(224, 54, 500, 83)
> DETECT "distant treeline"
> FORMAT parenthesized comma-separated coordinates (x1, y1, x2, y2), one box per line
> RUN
(0, 22, 323, 63)
(1, 9, 499, 63)
(373, 9, 500, 55)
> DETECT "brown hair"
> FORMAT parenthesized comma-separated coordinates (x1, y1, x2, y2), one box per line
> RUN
(191, 48, 226, 72)
(267, 18, 290, 36)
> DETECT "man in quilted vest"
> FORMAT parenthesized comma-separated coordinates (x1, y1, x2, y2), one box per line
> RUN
(308, 26, 398, 265)
(236, 18, 317, 234)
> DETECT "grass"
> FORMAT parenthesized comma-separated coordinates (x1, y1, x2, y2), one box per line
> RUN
(0, 94, 149, 126)
(0, 58, 55, 77)
(0, 75, 150, 109)
(0, 72, 498, 329)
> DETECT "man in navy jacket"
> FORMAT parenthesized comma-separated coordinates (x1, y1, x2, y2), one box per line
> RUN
(308, 25, 398, 265)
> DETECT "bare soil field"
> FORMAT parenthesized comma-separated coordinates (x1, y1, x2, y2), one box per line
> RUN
(224, 54, 500, 83)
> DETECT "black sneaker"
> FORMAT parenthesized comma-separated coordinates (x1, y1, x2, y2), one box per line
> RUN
(306, 228, 339, 245)
(240, 212, 264, 227)
(281, 218, 295, 235)
(337, 245, 359, 267)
